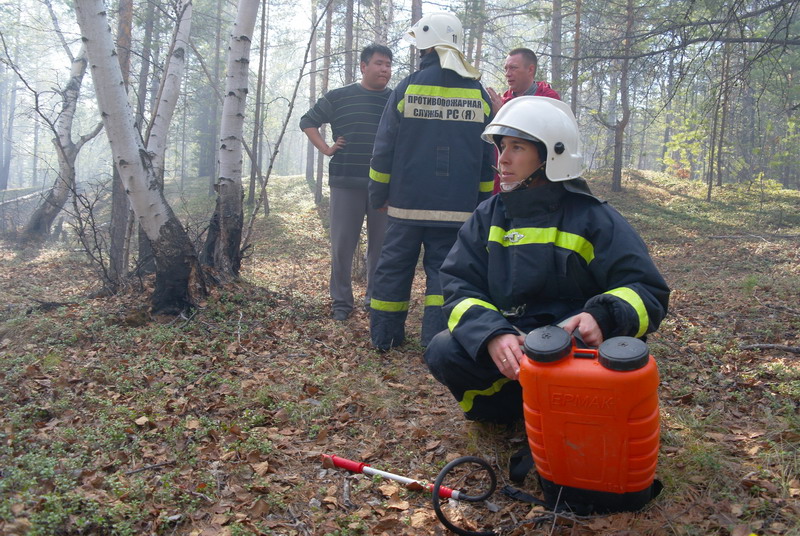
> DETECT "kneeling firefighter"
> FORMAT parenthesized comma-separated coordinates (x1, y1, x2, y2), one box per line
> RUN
(424, 96, 671, 424)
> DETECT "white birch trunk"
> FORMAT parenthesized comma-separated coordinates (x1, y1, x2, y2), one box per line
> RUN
(75, 0, 168, 238)
(219, 0, 257, 183)
(75, 0, 203, 313)
(202, 0, 259, 278)
(22, 0, 105, 240)
(147, 0, 192, 180)
(23, 44, 101, 240)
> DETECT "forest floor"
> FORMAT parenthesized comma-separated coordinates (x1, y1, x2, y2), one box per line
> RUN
(0, 171, 799, 536)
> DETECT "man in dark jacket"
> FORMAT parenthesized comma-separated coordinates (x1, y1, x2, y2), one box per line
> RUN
(300, 44, 393, 321)
(424, 97, 670, 424)
(368, 12, 495, 351)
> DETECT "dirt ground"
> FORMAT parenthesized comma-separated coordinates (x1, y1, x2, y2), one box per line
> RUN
(1, 172, 798, 535)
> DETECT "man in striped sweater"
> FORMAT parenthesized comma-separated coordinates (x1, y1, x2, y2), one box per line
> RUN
(301, 44, 393, 321)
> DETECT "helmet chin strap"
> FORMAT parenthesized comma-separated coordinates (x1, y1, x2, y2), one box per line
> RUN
(497, 162, 547, 193)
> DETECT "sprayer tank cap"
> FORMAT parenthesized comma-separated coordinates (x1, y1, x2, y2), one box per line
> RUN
(598, 337, 650, 371)
(523, 325, 572, 362)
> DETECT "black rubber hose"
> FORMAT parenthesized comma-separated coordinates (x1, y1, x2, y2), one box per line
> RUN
(431, 456, 497, 536)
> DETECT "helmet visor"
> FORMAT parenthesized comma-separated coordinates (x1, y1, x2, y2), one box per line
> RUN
(481, 125, 543, 149)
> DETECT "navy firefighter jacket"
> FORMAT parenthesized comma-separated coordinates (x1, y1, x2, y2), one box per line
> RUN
(440, 179, 671, 359)
(368, 52, 495, 228)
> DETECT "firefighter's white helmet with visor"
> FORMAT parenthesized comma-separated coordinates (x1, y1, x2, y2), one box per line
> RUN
(405, 12, 464, 51)
(482, 96, 584, 181)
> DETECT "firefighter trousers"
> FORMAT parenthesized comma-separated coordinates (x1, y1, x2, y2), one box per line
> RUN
(424, 329, 524, 424)
(369, 222, 458, 350)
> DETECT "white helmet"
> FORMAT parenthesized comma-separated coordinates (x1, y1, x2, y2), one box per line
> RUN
(405, 12, 463, 50)
(482, 96, 583, 181)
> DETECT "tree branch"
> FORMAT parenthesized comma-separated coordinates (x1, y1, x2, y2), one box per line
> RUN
(739, 344, 800, 355)
(124, 460, 177, 475)
(43, 0, 75, 63)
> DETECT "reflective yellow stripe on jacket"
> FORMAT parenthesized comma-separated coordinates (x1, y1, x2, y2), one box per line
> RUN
(448, 298, 499, 332)
(425, 294, 444, 307)
(488, 226, 595, 265)
(604, 287, 649, 337)
(370, 168, 390, 184)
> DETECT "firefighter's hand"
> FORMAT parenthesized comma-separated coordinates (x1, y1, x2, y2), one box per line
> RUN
(324, 136, 346, 156)
(562, 313, 603, 347)
(487, 333, 525, 380)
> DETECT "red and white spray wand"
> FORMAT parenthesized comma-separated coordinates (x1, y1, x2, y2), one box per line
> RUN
(321, 454, 465, 500)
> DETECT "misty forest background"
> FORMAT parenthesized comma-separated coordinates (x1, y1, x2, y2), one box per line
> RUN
(0, 0, 798, 242)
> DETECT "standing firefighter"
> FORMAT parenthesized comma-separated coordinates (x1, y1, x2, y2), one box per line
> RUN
(424, 97, 670, 424)
(368, 12, 495, 351)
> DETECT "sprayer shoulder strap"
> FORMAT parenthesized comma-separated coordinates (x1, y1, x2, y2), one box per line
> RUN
(500, 485, 549, 507)
(508, 444, 534, 484)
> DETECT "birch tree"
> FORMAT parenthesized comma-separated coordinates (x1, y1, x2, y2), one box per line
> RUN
(373, 0, 391, 44)
(135, 0, 157, 130)
(200, 0, 224, 194)
(201, 0, 259, 279)
(137, 1, 189, 275)
(21, 42, 102, 241)
(146, 0, 193, 183)
(16, 0, 102, 240)
(106, 0, 134, 287)
(75, 0, 204, 313)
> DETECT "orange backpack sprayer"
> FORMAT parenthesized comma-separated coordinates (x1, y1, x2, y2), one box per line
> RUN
(520, 325, 662, 513)
(324, 326, 664, 535)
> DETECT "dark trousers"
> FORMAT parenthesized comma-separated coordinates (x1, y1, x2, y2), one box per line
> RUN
(329, 187, 387, 314)
(424, 329, 523, 424)
(369, 222, 458, 350)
